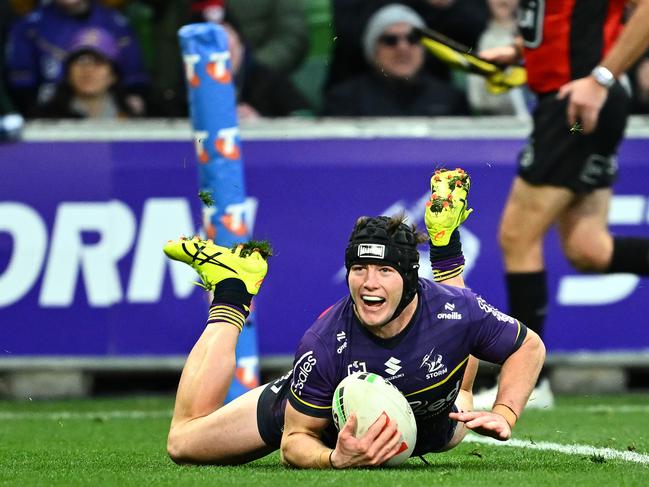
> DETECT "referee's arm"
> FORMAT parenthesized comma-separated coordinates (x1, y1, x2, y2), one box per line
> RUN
(598, 0, 649, 79)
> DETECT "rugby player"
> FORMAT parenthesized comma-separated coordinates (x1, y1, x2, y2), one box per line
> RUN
(164, 169, 545, 468)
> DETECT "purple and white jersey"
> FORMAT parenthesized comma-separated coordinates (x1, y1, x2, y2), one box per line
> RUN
(287, 278, 526, 454)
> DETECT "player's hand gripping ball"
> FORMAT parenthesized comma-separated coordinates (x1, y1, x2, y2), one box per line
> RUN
(332, 372, 417, 466)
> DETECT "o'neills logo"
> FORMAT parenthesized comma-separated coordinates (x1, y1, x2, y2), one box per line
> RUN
(291, 351, 317, 395)
(437, 311, 463, 320)
(358, 244, 385, 259)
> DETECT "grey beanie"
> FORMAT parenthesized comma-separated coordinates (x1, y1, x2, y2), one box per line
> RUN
(362, 4, 426, 63)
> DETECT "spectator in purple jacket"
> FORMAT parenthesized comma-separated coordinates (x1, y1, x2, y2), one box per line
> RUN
(6, 0, 149, 117)
(36, 27, 144, 119)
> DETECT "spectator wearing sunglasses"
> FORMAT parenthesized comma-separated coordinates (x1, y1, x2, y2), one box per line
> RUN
(325, 0, 489, 95)
(322, 3, 469, 117)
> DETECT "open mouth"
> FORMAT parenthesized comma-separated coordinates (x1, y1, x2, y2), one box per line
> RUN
(361, 295, 386, 308)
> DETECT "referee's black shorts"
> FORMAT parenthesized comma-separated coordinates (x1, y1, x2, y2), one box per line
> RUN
(517, 82, 631, 193)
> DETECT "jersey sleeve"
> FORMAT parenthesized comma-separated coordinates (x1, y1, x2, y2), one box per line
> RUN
(466, 293, 527, 364)
(288, 329, 338, 418)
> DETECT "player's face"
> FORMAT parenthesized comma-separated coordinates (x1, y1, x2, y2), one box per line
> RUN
(348, 263, 403, 329)
(374, 22, 424, 80)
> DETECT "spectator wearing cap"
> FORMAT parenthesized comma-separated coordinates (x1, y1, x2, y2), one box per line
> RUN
(325, 0, 488, 93)
(6, 0, 148, 117)
(322, 3, 469, 117)
(36, 28, 143, 119)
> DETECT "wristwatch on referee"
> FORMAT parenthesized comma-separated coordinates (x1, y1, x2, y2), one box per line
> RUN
(591, 65, 616, 89)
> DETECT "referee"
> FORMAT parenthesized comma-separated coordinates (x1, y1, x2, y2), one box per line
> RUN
(478, 0, 649, 405)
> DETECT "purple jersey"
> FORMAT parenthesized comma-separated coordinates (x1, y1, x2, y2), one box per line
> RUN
(6, 3, 148, 96)
(286, 278, 526, 455)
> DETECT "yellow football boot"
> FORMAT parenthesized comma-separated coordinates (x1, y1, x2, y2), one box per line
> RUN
(424, 168, 473, 246)
(163, 236, 268, 295)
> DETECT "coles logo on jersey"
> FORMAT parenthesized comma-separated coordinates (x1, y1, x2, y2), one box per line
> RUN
(358, 244, 385, 259)
(291, 350, 317, 396)
(476, 296, 516, 324)
(420, 348, 447, 379)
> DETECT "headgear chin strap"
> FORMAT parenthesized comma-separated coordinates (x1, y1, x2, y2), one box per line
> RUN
(345, 216, 420, 324)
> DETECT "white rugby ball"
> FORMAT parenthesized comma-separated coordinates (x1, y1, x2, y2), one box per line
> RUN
(331, 372, 417, 466)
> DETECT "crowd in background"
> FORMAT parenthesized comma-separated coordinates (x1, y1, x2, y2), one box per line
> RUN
(2, 0, 649, 125)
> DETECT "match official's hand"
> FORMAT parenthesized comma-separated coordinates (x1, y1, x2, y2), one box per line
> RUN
(557, 76, 609, 134)
(449, 410, 512, 441)
(331, 413, 404, 468)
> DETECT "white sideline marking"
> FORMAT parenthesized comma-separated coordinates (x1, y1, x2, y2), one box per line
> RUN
(466, 434, 649, 465)
(0, 410, 172, 420)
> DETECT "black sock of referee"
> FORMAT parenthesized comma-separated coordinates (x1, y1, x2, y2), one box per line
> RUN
(505, 271, 549, 380)
(606, 237, 649, 274)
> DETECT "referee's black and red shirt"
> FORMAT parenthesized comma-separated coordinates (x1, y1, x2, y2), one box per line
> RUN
(518, 0, 626, 93)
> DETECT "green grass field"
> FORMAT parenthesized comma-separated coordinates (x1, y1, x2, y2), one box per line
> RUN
(1, 394, 647, 486)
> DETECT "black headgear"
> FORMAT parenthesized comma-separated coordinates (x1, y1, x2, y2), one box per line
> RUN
(344, 216, 420, 323)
